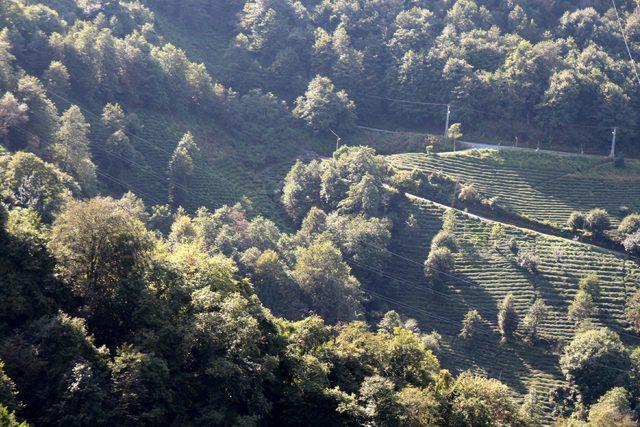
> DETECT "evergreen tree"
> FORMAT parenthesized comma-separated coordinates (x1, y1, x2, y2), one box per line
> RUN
(52, 106, 96, 194)
(168, 132, 198, 207)
(498, 293, 518, 342)
(459, 309, 482, 341)
(43, 61, 71, 97)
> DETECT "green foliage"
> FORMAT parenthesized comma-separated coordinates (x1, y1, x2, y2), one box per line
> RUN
(0, 151, 79, 222)
(430, 230, 458, 252)
(325, 213, 391, 271)
(423, 246, 454, 285)
(447, 123, 462, 141)
(168, 132, 199, 207)
(0, 206, 60, 326)
(517, 251, 539, 274)
(0, 404, 27, 427)
(52, 106, 96, 195)
(0, 361, 20, 414)
(618, 214, 640, 236)
(568, 211, 586, 231)
(3, 1, 640, 424)
(584, 209, 611, 235)
(625, 288, 640, 335)
(449, 372, 522, 426)
(498, 293, 518, 342)
(521, 298, 549, 342)
(560, 328, 630, 404)
(459, 309, 482, 341)
(148, 204, 174, 235)
(457, 183, 479, 203)
(519, 382, 544, 426)
(0, 92, 28, 143)
(43, 61, 70, 96)
(109, 345, 173, 425)
(281, 160, 322, 223)
(587, 387, 637, 427)
(568, 290, 597, 327)
(293, 240, 362, 324)
(622, 232, 640, 256)
(578, 273, 601, 298)
(293, 75, 355, 133)
(282, 146, 394, 222)
(49, 197, 154, 343)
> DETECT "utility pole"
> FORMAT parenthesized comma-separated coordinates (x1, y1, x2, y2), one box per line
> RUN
(609, 127, 617, 158)
(444, 104, 451, 138)
(329, 129, 341, 152)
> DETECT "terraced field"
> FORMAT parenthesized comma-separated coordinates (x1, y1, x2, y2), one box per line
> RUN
(371, 194, 640, 420)
(90, 109, 309, 225)
(388, 149, 640, 227)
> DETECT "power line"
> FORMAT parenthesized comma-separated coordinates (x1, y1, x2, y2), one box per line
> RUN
(611, 0, 640, 86)
(357, 93, 449, 107)
(10, 108, 639, 378)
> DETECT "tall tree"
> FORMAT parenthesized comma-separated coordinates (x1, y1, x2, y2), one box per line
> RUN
(497, 293, 518, 342)
(521, 298, 548, 342)
(52, 106, 96, 194)
(293, 76, 356, 132)
(0, 92, 27, 145)
(292, 239, 362, 323)
(168, 132, 199, 207)
(560, 328, 630, 404)
(49, 197, 153, 343)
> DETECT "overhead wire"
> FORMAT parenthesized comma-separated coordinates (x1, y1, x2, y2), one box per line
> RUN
(611, 0, 640, 86)
(11, 89, 640, 380)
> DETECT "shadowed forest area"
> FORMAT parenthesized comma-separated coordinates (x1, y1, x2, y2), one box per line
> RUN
(1, 0, 640, 426)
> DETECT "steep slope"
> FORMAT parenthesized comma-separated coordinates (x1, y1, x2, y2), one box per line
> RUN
(389, 150, 640, 228)
(369, 194, 640, 419)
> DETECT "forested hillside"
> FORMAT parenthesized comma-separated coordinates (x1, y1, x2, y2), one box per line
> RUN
(1, 0, 640, 425)
(151, 0, 640, 151)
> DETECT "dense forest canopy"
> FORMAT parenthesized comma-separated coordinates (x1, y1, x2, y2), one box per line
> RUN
(0, 0, 640, 425)
(152, 0, 640, 150)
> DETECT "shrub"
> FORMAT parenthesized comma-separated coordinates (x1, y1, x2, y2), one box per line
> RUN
(422, 331, 441, 354)
(450, 373, 523, 426)
(458, 183, 479, 203)
(390, 169, 423, 193)
(459, 309, 482, 341)
(618, 214, 640, 235)
(430, 230, 458, 252)
(585, 209, 611, 235)
(521, 299, 548, 342)
(567, 211, 586, 230)
(497, 293, 518, 342)
(517, 252, 538, 274)
(587, 387, 637, 426)
(424, 247, 454, 284)
(622, 232, 640, 256)
(624, 288, 640, 334)
(568, 290, 597, 325)
(578, 273, 601, 298)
